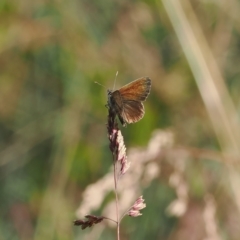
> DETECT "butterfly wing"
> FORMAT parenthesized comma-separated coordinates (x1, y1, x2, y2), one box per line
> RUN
(118, 77, 151, 102)
(120, 77, 151, 124)
(121, 100, 145, 124)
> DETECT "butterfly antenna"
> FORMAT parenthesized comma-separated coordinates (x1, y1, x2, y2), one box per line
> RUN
(94, 81, 107, 89)
(112, 71, 118, 90)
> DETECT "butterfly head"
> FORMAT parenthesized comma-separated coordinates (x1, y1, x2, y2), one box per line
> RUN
(107, 89, 113, 107)
(107, 89, 112, 95)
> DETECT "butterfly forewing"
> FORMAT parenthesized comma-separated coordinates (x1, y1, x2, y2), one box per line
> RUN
(118, 77, 151, 101)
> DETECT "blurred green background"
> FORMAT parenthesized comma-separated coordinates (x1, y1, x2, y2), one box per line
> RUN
(1, 0, 240, 239)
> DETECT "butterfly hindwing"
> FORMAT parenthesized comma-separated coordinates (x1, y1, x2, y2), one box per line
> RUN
(121, 100, 144, 124)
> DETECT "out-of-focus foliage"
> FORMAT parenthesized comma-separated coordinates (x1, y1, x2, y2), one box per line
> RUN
(1, 0, 240, 239)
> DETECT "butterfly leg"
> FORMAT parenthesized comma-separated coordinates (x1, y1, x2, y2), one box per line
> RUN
(117, 114, 126, 127)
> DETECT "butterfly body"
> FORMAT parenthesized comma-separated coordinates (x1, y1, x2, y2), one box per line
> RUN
(107, 77, 151, 126)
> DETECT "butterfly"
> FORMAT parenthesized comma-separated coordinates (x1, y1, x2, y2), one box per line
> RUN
(107, 77, 151, 126)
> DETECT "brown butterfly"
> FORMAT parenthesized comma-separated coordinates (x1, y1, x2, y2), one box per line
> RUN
(107, 77, 151, 126)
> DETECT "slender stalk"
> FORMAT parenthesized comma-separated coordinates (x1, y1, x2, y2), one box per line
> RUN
(119, 206, 132, 223)
(113, 159, 120, 240)
(107, 108, 125, 239)
(103, 217, 118, 225)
